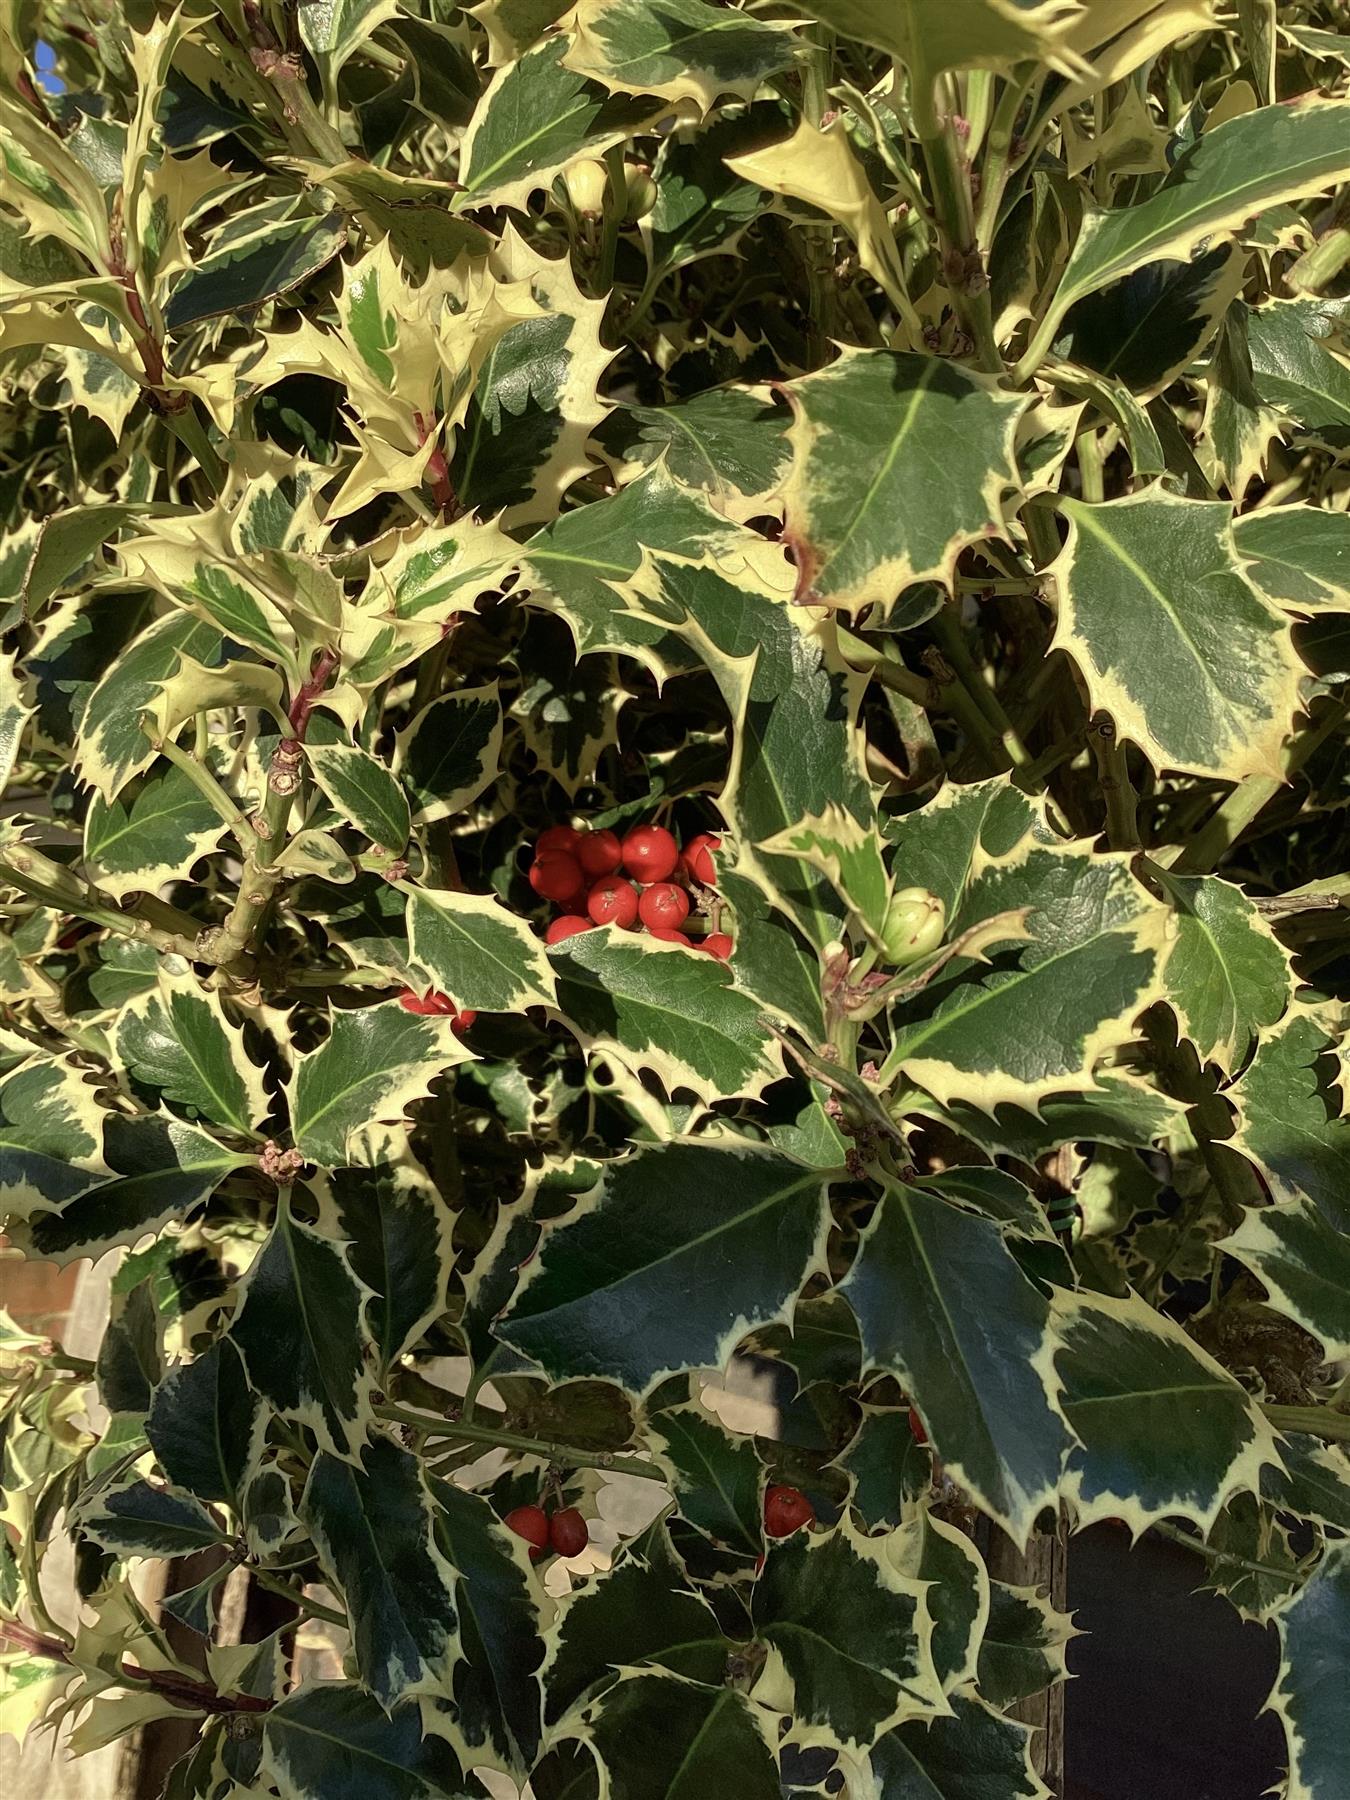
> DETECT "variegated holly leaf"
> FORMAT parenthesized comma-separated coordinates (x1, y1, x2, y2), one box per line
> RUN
(549, 928, 782, 1103)
(836, 1406, 930, 1531)
(288, 1001, 473, 1167)
(779, 350, 1027, 610)
(1263, 1436, 1350, 1533)
(842, 1179, 1072, 1544)
(450, 248, 610, 528)
(760, 807, 891, 943)
(1052, 487, 1302, 781)
(582, 1674, 780, 1798)
(519, 468, 739, 675)
(298, 0, 402, 90)
(564, 0, 797, 108)
(542, 1528, 730, 1725)
(229, 1205, 377, 1464)
(78, 1480, 227, 1558)
(1219, 1200, 1350, 1361)
(394, 685, 502, 823)
(888, 1511, 988, 1694)
(1266, 1543, 1350, 1800)
(15, 1115, 246, 1267)
(0, 1053, 106, 1215)
(864, 1692, 1050, 1800)
(145, 1339, 262, 1507)
(751, 1519, 944, 1751)
(1055, 244, 1246, 399)
(1021, 98, 1350, 368)
(631, 550, 872, 946)
(324, 1142, 454, 1372)
(82, 758, 230, 901)
(430, 1479, 544, 1773)
(793, 0, 1081, 73)
(305, 741, 411, 853)
(648, 1402, 763, 1554)
(1156, 872, 1291, 1070)
(1231, 1007, 1349, 1230)
(878, 839, 1167, 1113)
(115, 974, 269, 1140)
(1244, 294, 1350, 444)
(457, 37, 660, 208)
(1233, 506, 1350, 613)
(884, 777, 1041, 918)
(162, 206, 346, 334)
(977, 1580, 1075, 1710)
(301, 1433, 458, 1709)
(599, 388, 790, 521)
(644, 106, 778, 277)
(404, 885, 557, 1013)
(262, 1684, 474, 1800)
(496, 1141, 831, 1394)
(1051, 1290, 1280, 1534)
(76, 613, 222, 799)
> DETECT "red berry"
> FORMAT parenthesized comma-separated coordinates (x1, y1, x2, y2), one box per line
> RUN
(702, 933, 733, 961)
(587, 875, 639, 928)
(504, 1504, 550, 1551)
(546, 914, 596, 945)
(398, 989, 471, 1027)
(577, 829, 622, 877)
(682, 833, 721, 886)
(638, 882, 690, 931)
(621, 824, 679, 882)
(649, 928, 691, 946)
(764, 1484, 815, 1538)
(530, 850, 584, 902)
(536, 824, 584, 855)
(549, 1507, 589, 1558)
(907, 1406, 928, 1446)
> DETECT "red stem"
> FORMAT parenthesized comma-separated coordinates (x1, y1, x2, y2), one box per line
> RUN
(415, 410, 459, 518)
(287, 647, 340, 739)
(0, 1620, 273, 1716)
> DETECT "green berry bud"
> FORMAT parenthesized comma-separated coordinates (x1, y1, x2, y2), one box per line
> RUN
(881, 887, 945, 965)
(564, 158, 608, 218)
(624, 166, 657, 221)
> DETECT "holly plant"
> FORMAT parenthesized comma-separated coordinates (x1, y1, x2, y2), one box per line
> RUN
(3, 2, 1350, 1797)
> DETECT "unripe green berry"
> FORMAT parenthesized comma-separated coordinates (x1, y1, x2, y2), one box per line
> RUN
(624, 166, 657, 220)
(881, 887, 945, 965)
(564, 158, 608, 217)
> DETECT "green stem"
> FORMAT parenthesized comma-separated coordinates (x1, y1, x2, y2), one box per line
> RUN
(1165, 696, 1348, 875)
(975, 68, 1036, 252)
(377, 1403, 667, 1483)
(151, 733, 250, 833)
(1263, 1404, 1350, 1445)
(251, 1570, 348, 1628)
(1150, 1521, 1300, 1584)
(930, 606, 1031, 769)
(163, 401, 226, 497)
(595, 144, 626, 297)
(0, 849, 200, 958)
(1287, 226, 1350, 295)
(1087, 716, 1139, 849)
(909, 63, 1000, 371)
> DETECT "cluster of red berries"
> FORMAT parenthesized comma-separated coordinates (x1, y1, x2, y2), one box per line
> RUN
(504, 1501, 589, 1560)
(529, 822, 732, 960)
(397, 988, 476, 1031)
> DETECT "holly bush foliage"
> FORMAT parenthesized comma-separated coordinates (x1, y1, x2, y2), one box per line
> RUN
(1, 1, 1349, 1795)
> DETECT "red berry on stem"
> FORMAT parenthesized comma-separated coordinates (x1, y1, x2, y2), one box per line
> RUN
(537, 824, 585, 855)
(398, 988, 441, 1015)
(451, 1008, 476, 1033)
(763, 1484, 815, 1538)
(702, 933, 733, 961)
(530, 850, 584, 902)
(649, 927, 691, 946)
(907, 1406, 928, 1446)
(682, 832, 721, 885)
(638, 882, 690, 931)
(578, 829, 622, 877)
(587, 875, 639, 928)
(504, 1504, 550, 1551)
(546, 914, 596, 945)
(550, 1507, 589, 1558)
(621, 823, 679, 882)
